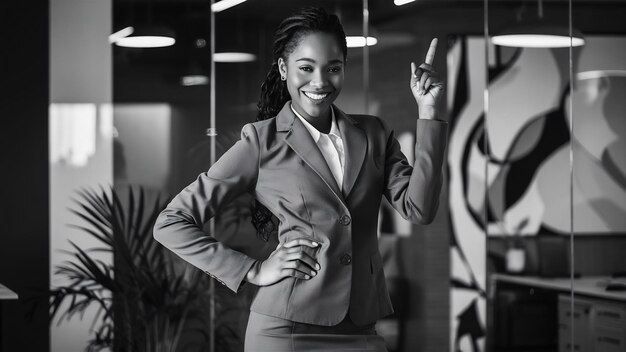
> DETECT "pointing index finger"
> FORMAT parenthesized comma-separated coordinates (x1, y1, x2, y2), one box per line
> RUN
(424, 38, 438, 65)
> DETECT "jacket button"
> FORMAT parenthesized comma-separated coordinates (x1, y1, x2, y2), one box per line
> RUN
(339, 215, 351, 226)
(339, 253, 352, 265)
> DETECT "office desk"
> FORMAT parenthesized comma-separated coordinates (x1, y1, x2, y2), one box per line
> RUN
(490, 274, 626, 352)
(491, 274, 626, 302)
(0, 283, 18, 352)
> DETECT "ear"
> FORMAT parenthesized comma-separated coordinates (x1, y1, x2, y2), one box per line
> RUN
(277, 57, 287, 78)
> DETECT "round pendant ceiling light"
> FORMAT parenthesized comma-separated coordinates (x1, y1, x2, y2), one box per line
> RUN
(114, 25, 176, 48)
(491, 0, 585, 48)
(492, 21, 585, 48)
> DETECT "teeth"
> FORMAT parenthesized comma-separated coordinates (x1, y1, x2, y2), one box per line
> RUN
(304, 92, 329, 100)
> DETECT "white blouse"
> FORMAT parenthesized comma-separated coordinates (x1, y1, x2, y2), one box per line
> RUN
(291, 104, 345, 191)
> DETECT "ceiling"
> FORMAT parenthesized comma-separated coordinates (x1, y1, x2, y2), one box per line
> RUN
(112, 0, 626, 102)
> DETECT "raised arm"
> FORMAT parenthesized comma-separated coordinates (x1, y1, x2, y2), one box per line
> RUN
(383, 38, 448, 224)
(381, 117, 447, 225)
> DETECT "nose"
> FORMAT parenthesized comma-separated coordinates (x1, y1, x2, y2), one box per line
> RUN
(309, 70, 327, 89)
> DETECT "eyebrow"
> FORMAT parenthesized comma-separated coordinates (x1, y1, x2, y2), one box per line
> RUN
(295, 58, 344, 65)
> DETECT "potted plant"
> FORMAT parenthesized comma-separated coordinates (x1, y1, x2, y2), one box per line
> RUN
(46, 186, 219, 352)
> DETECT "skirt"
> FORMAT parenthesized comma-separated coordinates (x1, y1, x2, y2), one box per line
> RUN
(244, 311, 389, 352)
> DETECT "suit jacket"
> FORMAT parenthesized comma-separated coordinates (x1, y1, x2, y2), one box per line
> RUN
(153, 102, 448, 326)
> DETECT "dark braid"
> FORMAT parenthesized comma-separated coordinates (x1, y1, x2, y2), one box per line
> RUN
(256, 7, 347, 121)
(252, 7, 347, 240)
(256, 62, 290, 122)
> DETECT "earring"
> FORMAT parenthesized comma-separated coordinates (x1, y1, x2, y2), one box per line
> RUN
(281, 76, 286, 81)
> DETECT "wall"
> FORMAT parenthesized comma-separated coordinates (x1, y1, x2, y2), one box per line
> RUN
(113, 104, 171, 190)
(49, 0, 113, 351)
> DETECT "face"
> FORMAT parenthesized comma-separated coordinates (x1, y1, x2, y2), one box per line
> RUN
(278, 31, 345, 121)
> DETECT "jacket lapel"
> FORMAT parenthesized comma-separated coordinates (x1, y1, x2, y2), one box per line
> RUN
(277, 103, 344, 203)
(335, 108, 367, 198)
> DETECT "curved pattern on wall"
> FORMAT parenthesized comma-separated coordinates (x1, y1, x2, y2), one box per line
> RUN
(447, 35, 626, 352)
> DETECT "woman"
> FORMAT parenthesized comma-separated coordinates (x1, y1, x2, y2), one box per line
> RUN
(154, 7, 447, 351)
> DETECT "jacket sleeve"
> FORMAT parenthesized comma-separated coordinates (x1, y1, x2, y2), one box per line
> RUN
(153, 123, 260, 292)
(381, 118, 448, 224)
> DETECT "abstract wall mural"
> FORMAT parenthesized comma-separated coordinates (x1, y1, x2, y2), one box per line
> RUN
(446, 36, 626, 352)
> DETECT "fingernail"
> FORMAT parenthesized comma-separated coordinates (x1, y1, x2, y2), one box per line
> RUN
(311, 271, 317, 276)
(312, 242, 318, 247)
(315, 264, 321, 270)
(305, 275, 310, 279)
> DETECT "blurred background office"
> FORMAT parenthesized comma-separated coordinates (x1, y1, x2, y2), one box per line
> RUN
(1, 0, 626, 351)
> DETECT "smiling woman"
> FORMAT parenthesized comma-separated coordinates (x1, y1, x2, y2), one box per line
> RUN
(278, 32, 345, 132)
(153, 6, 448, 352)
(255, 7, 349, 125)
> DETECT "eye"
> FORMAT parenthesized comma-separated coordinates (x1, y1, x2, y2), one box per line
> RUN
(299, 66, 313, 72)
(328, 66, 343, 73)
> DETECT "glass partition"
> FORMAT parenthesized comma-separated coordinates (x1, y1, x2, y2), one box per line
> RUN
(567, 9, 626, 352)
(367, 4, 454, 351)
(480, 1, 578, 351)
(49, 0, 113, 350)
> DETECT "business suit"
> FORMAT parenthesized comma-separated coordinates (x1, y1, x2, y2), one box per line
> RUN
(153, 101, 448, 327)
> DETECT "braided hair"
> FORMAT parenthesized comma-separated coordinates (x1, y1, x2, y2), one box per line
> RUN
(256, 7, 347, 121)
(251, 7, 347, 240)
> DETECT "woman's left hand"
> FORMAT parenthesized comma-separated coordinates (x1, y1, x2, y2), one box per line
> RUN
(410, 38, 444, 119)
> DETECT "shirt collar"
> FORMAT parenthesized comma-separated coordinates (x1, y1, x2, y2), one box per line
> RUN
(291, 104, 341, 143)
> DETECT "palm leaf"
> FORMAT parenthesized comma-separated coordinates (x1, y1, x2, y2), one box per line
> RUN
(68, 241, 116, 287)
(125, 186, 136, 245)
(72, 193, 111, 229)
(69, 209, 112, 245)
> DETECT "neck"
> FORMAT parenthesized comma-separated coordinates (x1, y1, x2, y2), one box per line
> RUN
(311, 112, 332, 134)
(295, 105, 332, 134)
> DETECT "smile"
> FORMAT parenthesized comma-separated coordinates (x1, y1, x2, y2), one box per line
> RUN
(303, 91, 330, 103)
